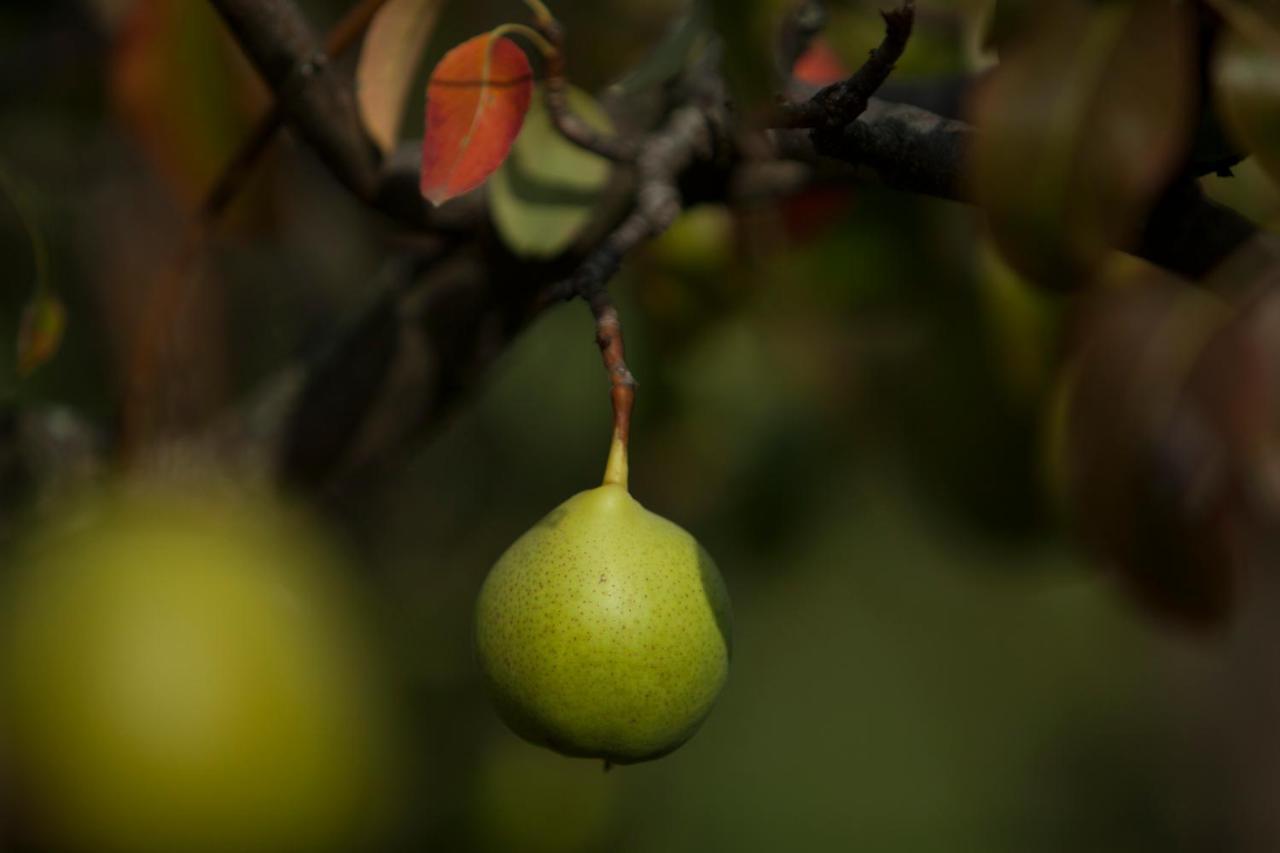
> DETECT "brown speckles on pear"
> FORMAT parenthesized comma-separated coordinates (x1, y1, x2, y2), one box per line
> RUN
(474, 483, 731, 764)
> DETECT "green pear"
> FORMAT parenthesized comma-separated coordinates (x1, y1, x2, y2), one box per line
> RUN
(475, 438, 731, 765)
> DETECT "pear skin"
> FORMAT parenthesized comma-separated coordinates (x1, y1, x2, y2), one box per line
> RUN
(475, 482, 731, 765)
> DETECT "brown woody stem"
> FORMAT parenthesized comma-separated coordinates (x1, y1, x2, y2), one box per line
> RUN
(586, 285, 635, 488)
(534, 16, 637, 162)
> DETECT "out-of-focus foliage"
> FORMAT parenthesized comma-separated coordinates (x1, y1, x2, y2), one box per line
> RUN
(607, 3, 708, 98)
(707, 0, 786, 114)
(356, 0, 443, 153)
(0, 166, 65, 378)
(3, 0, 1280, 850)
(490, 85, 616, 258)
(15, 289, 66, 377)
(1053, 261, 1235, 625)
(1214, 2, 1280, 188)
(110, 0, 262, 206)
(968, 0, 1196, 289)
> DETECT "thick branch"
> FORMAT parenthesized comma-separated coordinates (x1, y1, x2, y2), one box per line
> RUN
(201, 0, 391, 223)
(770, 98, 1271, 281)
(207, 0, 380, 201)
(778, 97, 967, 199)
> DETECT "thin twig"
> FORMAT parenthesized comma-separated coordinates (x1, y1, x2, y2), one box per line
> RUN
(535, 18, 638, 163)
(775, 1, 915, 130)
(544, 99, 714, 305)
(538, 92, 723, 491)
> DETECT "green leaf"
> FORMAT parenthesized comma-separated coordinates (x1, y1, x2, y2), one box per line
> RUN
(969, 0, 1197, 289)
(489, 86, 615, 259)
(1214, 7, 1280, 188)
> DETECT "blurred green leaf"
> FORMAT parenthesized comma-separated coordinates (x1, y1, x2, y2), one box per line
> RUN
(976, 237, 1061, 405)
(489, 86, 615, 259)
(1213, 4, 1280, 189)
(969, 0, 1196, 289)
(356, 0, 443, 153)
(707, 0, 786, 116)
(16, 290, 65, 378)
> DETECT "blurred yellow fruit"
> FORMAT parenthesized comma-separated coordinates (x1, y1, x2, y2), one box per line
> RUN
(648, 206, 734, 277)
(0, 477, 399, 853)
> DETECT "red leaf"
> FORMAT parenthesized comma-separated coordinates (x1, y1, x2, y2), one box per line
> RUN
(420, 32, 533, 205)
(792, 37, 850, 86)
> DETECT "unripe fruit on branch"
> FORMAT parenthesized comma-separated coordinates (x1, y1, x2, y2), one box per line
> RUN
(475, 437, 732, 765)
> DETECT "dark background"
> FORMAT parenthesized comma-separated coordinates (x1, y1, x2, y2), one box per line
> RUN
(3, 0, 1280, 850)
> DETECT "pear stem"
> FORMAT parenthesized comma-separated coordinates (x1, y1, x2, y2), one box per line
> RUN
(587, 286, 635, 490)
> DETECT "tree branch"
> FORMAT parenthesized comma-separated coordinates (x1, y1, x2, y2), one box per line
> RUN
(769, 98, 1273, 281)
(27, 0, 1266, 505)
(261, 74, 723, 494)
(229, 9, 1269, 496)
(536, 19, 638, 163)
(775, 1, 915, 130)
(207, 0, 381, 202)
(200, 0, 392, 223)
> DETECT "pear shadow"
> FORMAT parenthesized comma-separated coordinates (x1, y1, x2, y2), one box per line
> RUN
(697, 546, 734, 659)
(534, 505, 569, 531)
